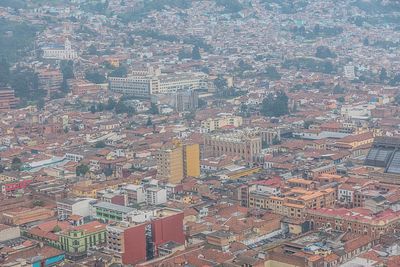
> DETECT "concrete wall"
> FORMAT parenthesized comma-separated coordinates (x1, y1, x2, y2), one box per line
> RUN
(0, 225, 20, 242)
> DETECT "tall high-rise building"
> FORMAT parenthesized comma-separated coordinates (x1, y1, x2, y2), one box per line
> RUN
(183, 143, 201, 178)
(156, 145, 184, 184)
(156, 142, 201, 184)
(105, 208, 185, 266)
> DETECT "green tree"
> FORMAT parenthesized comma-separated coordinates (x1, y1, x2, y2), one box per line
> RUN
(95, 141, 106, 148)
(304, 120, 314, 129)
(178, 49, 191, 60)
(85, 70, 106, 84)
(214, 75, 228, 90)
(109, 66, 127, 77)
(264, 66, 281, 81)
(146, 116, 153, 126)
(315, 46, 337, 59)
(389, 74, 400, 86)
(11, 157, 22, 171)
(60, 60, 74, 80)
(87, 44, 98, 55)
(33, 200, 44, 207)
(103, 167, 113, 177)
(11, 68, 43, 100)
(333, 85, 346, 94)
(337, 96, 345, 103)
(216, 0, 243, 13)
(61, 78, 70, 93)
(106, 98, 116, 110)
(115, 100, 130, 114)
(184, 111, 196, 120)
(97, 103, 105, 112)
(261, 91, 289, 117)
(214, 75, 231, 97)
(90, 105, 96, 114)
(276, 91, 289, 115)
(52, 225, 62, 233)
(272, 136, 281, 145)
(379, 68, 388, 82)
(0, 19, 40, 63)
(198, 98, 207, 108)
(0, 57, 10, 86)
(395, 94, 400, 105)
(192, 45, 201, 60)
(76, 164, 89, 177)
(149, 103, 159, 114)
(37, 98, 45, 110)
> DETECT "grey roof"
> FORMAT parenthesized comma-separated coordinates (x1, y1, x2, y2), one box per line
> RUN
(208, 230, 233, 238)
(93, 202, 135, 214)
(371, 195, 386, 203)
(57, 198, 87, 205)
(158, 241, 183, 250)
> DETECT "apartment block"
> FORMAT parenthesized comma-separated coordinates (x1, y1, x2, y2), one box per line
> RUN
(200, 114, 243, 133)
(0, 89, 19, 111)
(92, 202, 136, 222)
(306, 207, 400, 237)
(156, 145, 184, 184)
(58, 221, 106, 260)
(249, 188, 336, 219)
(156, 142, 200, 184)
(109, 67, 207, 98)
(105, 208, 185, 265)
(146, 187, 167, 205)
(56, 198, 96, 220)
(204, 130, 262, 163)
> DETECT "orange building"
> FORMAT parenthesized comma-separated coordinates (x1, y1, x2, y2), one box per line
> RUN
(249, 188, 336, 219)
(1, 207, 55, 226)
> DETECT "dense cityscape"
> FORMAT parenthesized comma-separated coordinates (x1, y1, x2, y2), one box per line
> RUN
(1, 0, 400, 266)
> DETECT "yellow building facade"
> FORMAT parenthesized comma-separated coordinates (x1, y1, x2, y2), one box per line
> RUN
(156, 146, 184, 184)
(157, 143, 201, 184)
(183, 143, 200, 178)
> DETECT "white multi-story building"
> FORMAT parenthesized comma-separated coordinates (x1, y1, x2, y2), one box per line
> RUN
(64, 152, 84, 162)
(56, 198, 96, 219)
(344, 65, 356, 80)
(109, 67, 207, 98)
(124, 184, 146, 204)
(200, 113, 243, 133)
(42, 39, 78, 60)
(341, 104, 375, 120)
(146, 187, 167, 206)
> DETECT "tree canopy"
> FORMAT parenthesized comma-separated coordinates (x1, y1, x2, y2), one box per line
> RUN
(85, 70, 106, 84)
(261, 91, 289, 117)
(76, 164, 89, 177)
(192, 46, 201, 60)
(315, 46, 337, 59)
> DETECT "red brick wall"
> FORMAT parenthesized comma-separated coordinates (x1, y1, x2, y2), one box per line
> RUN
(123, 224, 146, 265)
(111, 195, 126, 206)
(152, 212, 185, 256)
